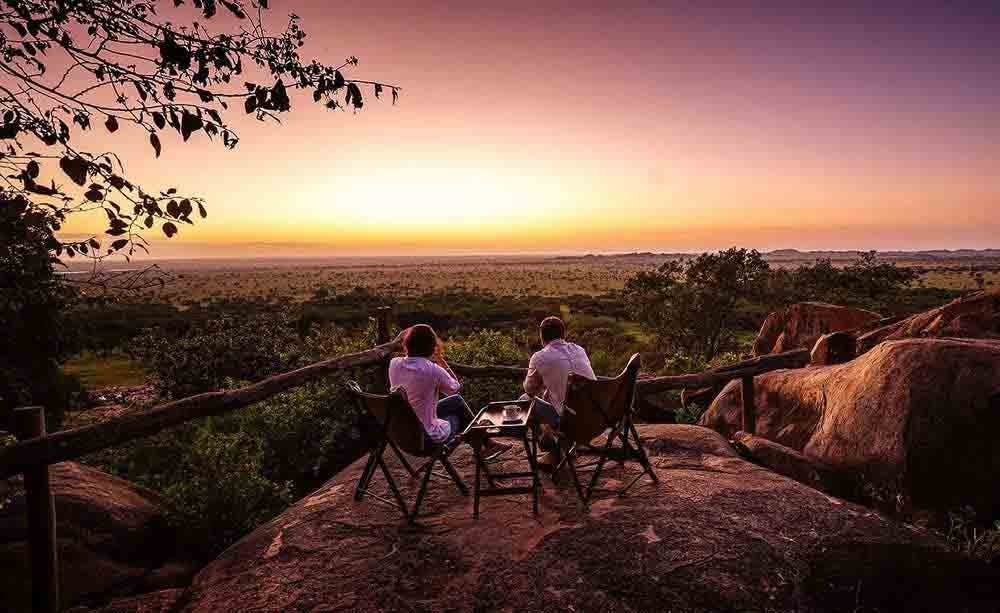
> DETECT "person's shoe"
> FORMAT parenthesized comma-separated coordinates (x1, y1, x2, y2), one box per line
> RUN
(482, 440, 512, 462)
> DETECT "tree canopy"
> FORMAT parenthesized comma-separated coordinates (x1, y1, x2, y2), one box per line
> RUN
(623, 248, 770, 363)
(0, 0, 396, 267)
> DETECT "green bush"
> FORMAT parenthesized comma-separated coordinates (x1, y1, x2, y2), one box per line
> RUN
(89, 318, 380, 559)
(445, 328, 524, 367)
(444, 329, 526, 413)
(129, 310, 305, 398)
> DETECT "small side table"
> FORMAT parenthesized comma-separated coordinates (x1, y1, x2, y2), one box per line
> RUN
(465, 399, 541, 519)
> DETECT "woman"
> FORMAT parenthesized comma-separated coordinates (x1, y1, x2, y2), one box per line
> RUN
(389, 325, 507, 457)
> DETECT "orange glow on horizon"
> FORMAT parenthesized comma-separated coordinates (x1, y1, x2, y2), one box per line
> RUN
(54, 1, 1000, 256)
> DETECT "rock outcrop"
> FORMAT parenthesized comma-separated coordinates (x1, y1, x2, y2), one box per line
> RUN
(179, 424, 999, 612)
(857, 289, 1000, 353)
(809, 331, 857, 365)
(752, 302, 881, 356)
(701, 338, 1000, 516)
(0, 462, 196, 611)
(732, 430, 848, 496)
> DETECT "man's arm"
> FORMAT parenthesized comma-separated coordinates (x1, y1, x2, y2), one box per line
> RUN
(523, 355, 545, 397)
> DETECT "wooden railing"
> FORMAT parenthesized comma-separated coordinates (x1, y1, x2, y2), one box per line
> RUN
(0, 306, 809, 612)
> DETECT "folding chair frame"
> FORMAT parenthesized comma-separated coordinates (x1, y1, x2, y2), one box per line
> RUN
(348, 383, 469, 524)
(552, 359, 659, 503)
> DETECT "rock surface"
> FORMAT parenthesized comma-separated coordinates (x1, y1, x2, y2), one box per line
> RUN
(732, 431, 847, 497)
(809, 331, 857, 365)
(857, 289, 1000, 353)
(701, 339, 1000, 516)
(0, 462, 195, 612)
(179, 424, 999, 612)
(752, 302, 881, 356)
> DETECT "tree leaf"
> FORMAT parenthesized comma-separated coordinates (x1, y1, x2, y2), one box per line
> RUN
(153, 112, 166, 129)
(111, 239, 128, 251)
(245, 95, 258, 114)
(162, 222, 178, 238)
(150, 132, 162, 157)
(346, 83, 363, 109)
(198, 202, 207, 218)
(59, 156, 88, 185)
(181, 111, 203, 141)
(105, 115, 119, 133)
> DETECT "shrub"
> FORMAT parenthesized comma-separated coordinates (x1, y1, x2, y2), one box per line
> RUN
(129, 310, 305, 398)
(445, 328, 524, 367)
(947, 506, 1000, 564)
(90, 319, 381, 559)
(444, 329, 526, 413)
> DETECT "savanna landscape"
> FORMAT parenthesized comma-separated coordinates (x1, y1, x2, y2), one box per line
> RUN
(3, 1, 1000, 612)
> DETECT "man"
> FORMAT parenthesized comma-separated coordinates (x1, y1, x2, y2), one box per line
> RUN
(522, 316, 596, 464)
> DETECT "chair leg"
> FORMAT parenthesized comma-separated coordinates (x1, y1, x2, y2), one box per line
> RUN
(585, 426, 621, 502)
(474, 447, 482, 519)
(376, 454, 409, 519)
(565, 449, 587, 503)
(355, 443, 382, 501)
(629, 421, 659, 483)
(410, 457, 437, 523)
(551, 440, 572, 484)
(388, 440, 419, 478)
(440, 454, 469, 496)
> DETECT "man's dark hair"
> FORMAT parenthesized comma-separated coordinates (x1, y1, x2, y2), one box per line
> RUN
(539, 316, 565, 344)
(404, 324, 438, 358)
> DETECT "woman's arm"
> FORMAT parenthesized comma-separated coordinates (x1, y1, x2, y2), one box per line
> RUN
(432, 343, 462, 394)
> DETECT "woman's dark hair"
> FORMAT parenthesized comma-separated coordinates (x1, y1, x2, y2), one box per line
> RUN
(404, 324, 438, 358)
(539, 316, 565, 344)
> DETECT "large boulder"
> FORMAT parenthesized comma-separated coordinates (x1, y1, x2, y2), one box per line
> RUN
(179, 424, 999, 612)
(752, 302, 882, 356)
(0, 462, 196, 612)
(700, 339, 1000, 517)
(857, 289, 1000, 353)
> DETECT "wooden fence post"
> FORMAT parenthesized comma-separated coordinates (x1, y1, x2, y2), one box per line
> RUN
(741, 376, 756, 434)
(375, 306, 394, 391)
(375, 306, 393, 346)
(13, 406, 59, 613)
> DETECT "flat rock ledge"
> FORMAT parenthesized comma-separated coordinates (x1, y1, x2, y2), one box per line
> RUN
(170, 424, 998, 613)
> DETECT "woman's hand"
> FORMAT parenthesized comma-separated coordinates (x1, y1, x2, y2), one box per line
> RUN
(432, 341, 446, 364)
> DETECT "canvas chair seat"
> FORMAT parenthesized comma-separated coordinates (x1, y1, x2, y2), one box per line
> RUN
(346, 381, 468, 523)
(553, 353, 659, 502)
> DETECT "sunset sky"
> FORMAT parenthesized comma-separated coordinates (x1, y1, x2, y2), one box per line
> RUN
(62, 1, 1000, 256)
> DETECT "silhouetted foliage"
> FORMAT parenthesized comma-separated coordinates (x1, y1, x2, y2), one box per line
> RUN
(0, 192, 80, 428)
(0, 0, 396, 267)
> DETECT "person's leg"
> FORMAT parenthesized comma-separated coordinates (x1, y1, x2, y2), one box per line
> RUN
(522, 396, 561, 468)
(531, 397, 560, 429)
(437, 394, 475, 434)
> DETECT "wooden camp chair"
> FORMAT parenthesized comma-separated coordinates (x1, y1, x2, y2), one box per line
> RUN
(345, 381, 468, 523)
(553, 354, 658, 502)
